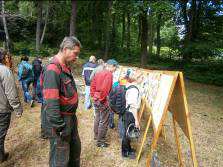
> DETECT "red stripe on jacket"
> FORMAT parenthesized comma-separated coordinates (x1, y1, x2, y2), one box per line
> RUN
(43, 89, 59, 99)
(47, 64, 61, 74)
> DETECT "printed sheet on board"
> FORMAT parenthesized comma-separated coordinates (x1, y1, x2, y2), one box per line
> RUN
(150, 74, 174, 131)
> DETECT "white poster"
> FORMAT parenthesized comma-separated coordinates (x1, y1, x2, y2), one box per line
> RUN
(151, 74, 174, 132)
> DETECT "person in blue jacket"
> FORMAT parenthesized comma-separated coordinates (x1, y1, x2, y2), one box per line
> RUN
(82, 55, 97, 110)
(18, 55, 34, 107)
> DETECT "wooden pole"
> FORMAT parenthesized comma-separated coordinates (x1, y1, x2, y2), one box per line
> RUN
(172, 114, 184, 167)
(179, 72, 198, 167)
(137, 115, 152, 162)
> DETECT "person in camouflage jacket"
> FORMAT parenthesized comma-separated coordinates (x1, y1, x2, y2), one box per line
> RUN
(41, 36, 81, 167)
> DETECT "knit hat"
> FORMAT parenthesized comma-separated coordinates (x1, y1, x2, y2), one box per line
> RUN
(106, 59, 119, 67)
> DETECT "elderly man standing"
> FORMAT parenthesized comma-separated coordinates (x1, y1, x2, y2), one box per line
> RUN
(82, 55, 97, 110)
(0, 51, 23, 163)
(90, 59, 118, 148)
(42, 36, 81, 167)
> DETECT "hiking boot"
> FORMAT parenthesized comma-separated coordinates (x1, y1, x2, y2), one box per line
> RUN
(97, 142, 109, 148)
(122, 150, 136, 159)
(0, 152, 9, 163)
(109, 123, 115, 129)
(128, 150, 136, 159)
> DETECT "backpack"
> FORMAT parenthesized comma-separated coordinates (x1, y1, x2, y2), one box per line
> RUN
(108, 85, 139, 115)
(21, 65, 30, 79)
(33, 59, 42, 74)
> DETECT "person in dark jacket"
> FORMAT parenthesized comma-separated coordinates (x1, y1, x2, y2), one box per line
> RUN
(82, 55, 97, 110)
(42, 36, 81, 167)
(32, 56, 43, 103)
(0, 51, 23, 163)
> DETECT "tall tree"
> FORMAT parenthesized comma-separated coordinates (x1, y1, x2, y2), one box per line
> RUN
(104, 0, 112, 60)
(126, 11, 131, 54)
(70, 0, 77, 36)
(140, 9, 148, 66)
(156, 13, 161, 57)
(1, 0, 11, 52)
(36, 1, 43, 52)
(40, 3, 50, 44)
(121, 9, 125, 48)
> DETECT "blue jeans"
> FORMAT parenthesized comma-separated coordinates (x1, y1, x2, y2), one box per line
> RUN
(84, 86, 91, 110)
(21, 80, 33, 103)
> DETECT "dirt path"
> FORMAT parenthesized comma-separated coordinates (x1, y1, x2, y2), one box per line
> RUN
(1, 57, 223, 167)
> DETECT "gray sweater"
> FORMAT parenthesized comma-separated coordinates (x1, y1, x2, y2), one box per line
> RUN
(0, 64, 23, 114)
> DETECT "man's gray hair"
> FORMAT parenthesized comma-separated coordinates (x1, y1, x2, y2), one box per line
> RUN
(60, 36, 82, 51)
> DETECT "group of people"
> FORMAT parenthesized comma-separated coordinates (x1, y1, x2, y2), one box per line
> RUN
(17, 55, 43, 107)
(0, 35, 142, 167)
(83, 54, 142, 159)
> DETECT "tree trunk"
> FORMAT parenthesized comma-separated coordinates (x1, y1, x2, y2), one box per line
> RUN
(1, 0, 11, 52)
(188, 0, 197, 40)
(70, 0, 77, 36)
(110, 13, 116, 51)
(181, 0, 189, 62)
(148, 15, 154, 60)
(126, 11, 131, 54)
(40, 4, 50, 44)
(140, 11, 148, 66)
(104, 0, 112, 60)
(36, 1, 43, 52)
(156, 13, 161, 57)
(121, 10, 125, 48)
(138, 15, 141, 43)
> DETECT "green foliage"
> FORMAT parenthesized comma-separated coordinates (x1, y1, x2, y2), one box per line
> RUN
(12, 42, 57, 57)
(184, 62, 223, 86)
(1, 0, 222, 86)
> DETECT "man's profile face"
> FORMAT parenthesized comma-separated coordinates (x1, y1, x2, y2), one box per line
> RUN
(64, 46, 80, 63)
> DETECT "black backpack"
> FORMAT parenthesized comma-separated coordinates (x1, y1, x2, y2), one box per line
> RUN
(108, 85, 139, 115)
(33, 59, 42, 74)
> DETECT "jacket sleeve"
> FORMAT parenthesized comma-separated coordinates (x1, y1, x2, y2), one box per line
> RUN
(2, 69, 23, 114)
(90, 76, 96, 98)
(99, 73, 113, 102)
(17, 64, 23, 81)
(43, 64, 65, 131)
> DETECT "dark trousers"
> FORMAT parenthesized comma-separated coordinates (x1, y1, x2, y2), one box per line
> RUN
(94, 102, 110, 143)
(121, 111, 135, 154)
(0, 113, 11, 154)
(49, 115, 81, 167)
(108, 111, 115, 128)
(33, 78, 43, 103)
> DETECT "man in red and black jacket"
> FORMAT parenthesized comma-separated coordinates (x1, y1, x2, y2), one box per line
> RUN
(41, 36, 81, 167)
(90, 59, 118, 148)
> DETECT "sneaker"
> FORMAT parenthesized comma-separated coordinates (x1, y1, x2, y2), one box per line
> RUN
(30, 100, 34, 108)
(97, 142, 109, 148)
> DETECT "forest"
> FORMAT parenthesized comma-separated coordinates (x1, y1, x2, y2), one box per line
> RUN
(0, 0, 223, 85)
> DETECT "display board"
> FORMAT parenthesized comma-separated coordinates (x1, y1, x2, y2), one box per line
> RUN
(135, 71, 197, 167)
(150, 74, 174, 131)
